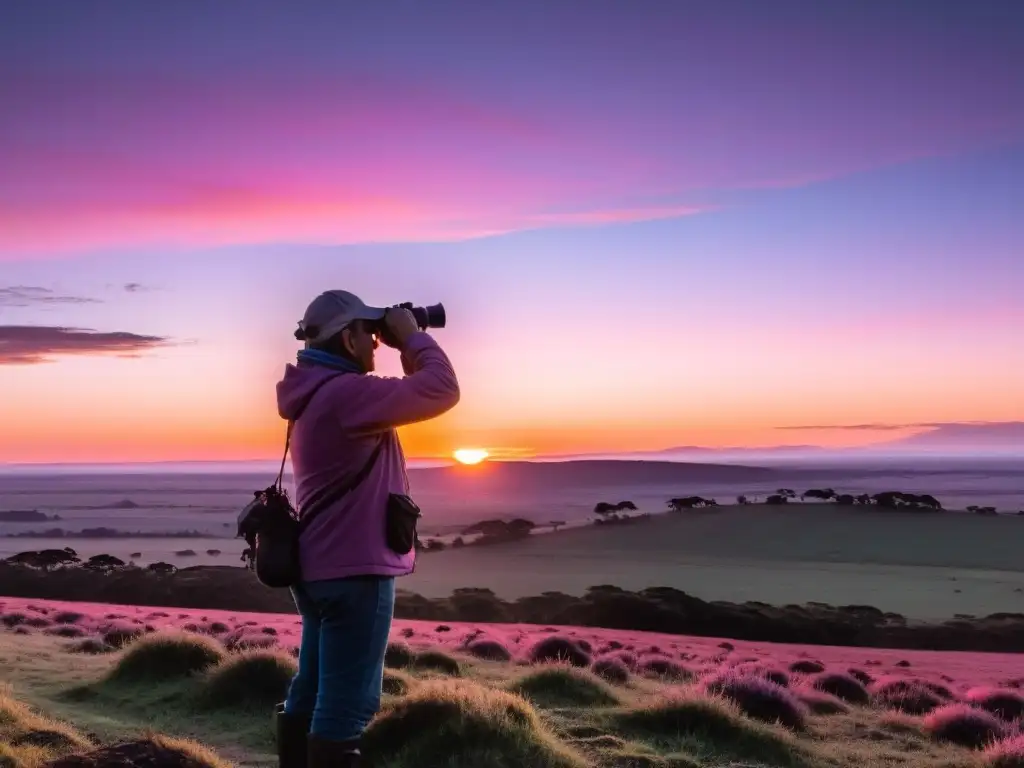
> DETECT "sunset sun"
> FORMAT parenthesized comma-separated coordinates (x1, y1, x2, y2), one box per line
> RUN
(453, 448, 490, 465)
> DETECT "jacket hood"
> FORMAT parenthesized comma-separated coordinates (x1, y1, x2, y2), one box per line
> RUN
(276, 363, 346, 420)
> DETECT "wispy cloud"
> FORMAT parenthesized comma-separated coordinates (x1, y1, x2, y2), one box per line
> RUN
(776, 421, 1017, 431)
(0, 325, 174, 365)
(0, 285, 102, 307)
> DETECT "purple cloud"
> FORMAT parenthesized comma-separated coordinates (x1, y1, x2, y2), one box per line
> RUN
(0, 285, 102, 307)
(0, 325, 174, 364)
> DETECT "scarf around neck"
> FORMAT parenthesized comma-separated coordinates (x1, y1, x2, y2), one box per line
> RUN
(296, 348, 364, 374)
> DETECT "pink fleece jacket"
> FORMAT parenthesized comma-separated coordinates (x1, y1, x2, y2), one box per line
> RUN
(274, 332, 460, 582)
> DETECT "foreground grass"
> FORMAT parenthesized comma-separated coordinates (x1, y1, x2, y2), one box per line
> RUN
(2, 625, 1021, 768)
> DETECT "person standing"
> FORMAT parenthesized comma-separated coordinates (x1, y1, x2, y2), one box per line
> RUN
(273, 290, 460, 767)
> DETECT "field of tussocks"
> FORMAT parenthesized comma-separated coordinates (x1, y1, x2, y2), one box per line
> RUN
(2, 596, 1024, 767)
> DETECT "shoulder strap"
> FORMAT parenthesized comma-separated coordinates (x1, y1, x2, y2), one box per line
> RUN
(274, 373, 343, 492)
(297, 434, 387, 533)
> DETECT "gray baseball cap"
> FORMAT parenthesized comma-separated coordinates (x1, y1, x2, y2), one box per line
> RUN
(295, 290, 386, 345)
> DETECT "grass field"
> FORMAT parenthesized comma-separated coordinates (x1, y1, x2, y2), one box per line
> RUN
(2, 596, 1023, 767)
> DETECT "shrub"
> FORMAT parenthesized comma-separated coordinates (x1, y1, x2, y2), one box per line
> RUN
(223, 628, 278, 651)
(984, 733, 1024, 768)
(788, 660, 825, 674)
(966, 687, 1024, 721)
(106, 631, 225, 683)
(639, 657, 693, 682)
(870, 676, 942, 715)
(703, 672, 807, 730)
(527, 636, 591, 667)
(198, 650, 297, 710)
(592, 658, 630, 685)
(508, 664, 620, 708)
(1, 612, 27, 628)
(385, 641, 415, 669)
(923, 703, 1006, 749)
(361, 680, 587, 767)
(413, 650, 462, 676)
(465, 639, 512, 662)
(810, 672, 870, 704)
(23, 616, 51, 629)
(612, 690, 798, 764)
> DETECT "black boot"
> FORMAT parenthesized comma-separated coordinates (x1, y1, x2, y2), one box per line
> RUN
(274, 702, 312, 768)
(307, 734, 362, 767)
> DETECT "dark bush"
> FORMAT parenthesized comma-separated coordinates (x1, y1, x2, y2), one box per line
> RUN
(924, 703, 1006, 749)
(527, 636, 591, 667)
(810, 672, 870, 704)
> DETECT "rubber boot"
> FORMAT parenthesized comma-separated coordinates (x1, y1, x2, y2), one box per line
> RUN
(307, 734, 362, 767)
(274, 702, 312, 768)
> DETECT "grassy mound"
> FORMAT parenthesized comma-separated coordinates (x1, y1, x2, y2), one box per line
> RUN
(465, 639, 513, 662)
(869, 676, 942, 715)
(966, 687, 1024, 721)
(384, 641, 415, 669)
(610, 690, 802, 766)
(923, 703, 1007, 749)
(44, 734, 232, 768)
(639, 657, 693, 682)
(65, 639, 113, 655)
(795, 688, 849, 715)
(985, 734, 1024, 768)
(591, 658, 630, 685)
(361, 679, 587, 767)
(412, 649, 462, 676)
(383, 669, 414, 697)
(0, 689, 92, 764)
(43, 624, 87, 639)
(702, 672, 808, 730)
(507, 664, 621, 708)
(527, 636, 591, 668)
(105, 631, 226, 683)
(788, 660, 825, 674)
(100, 623, 146, 648)
(197, 650, 297, 710)
(809, 672, 869, 704)
(733, 663, 790, 688)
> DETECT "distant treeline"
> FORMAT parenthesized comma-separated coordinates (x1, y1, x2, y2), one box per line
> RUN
(2, 559, 1023, 653)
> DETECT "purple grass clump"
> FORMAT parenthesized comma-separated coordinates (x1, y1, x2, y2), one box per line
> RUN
(527, 636, 591, 667)
(789, 660, 825, 674)
(796, 688, 849, 715)
(922, 681, 955, 700)
(592, 658, 630, 685)
(966, 687, 1024, 722)
(23, 616, 52, 628)
(601, 651, 638, 672)
(984, 733, 1024, 768)
(53, 611, 85, 624)
(703, 671, 808, 730)
(223, 629, 278, 651)
(848, 667, 874, 686)
(923, 703, 1007, 749)
(639, 657, 693, 682)
(733, 663, 789, 688)
(870, 676, 943, 715)
(465, 639, 512, 662)
(101, 622, 146, 648)
(45, 624, 87, 638)
(384, 641, 415, 668)
(811, 672, 870, 704)
(1, 612, 27, 628)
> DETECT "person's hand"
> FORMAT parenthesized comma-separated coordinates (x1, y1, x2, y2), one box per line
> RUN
(382, 306, 420, 349)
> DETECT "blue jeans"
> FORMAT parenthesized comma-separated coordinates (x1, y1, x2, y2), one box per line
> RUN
(283, 575, 396, 742)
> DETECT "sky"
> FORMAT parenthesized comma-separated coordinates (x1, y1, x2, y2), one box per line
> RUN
(1, 0, 1023, 464)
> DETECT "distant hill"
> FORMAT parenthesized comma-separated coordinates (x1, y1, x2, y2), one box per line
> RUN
(407, 459, 779, 493)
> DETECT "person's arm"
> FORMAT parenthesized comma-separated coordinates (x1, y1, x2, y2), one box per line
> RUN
(336, 330, 460, 433)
